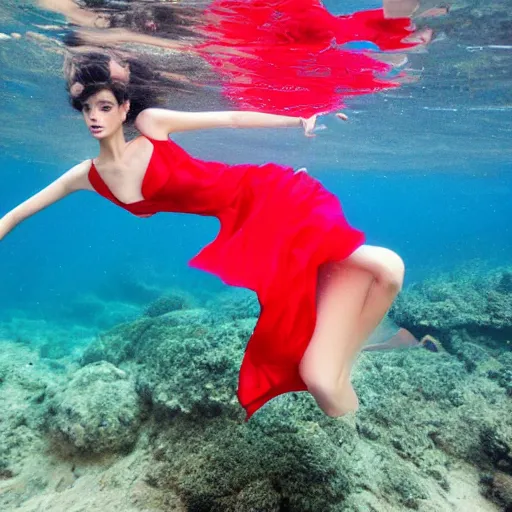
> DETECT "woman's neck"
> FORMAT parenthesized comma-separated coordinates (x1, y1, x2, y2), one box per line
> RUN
(98, 130, 129, 163)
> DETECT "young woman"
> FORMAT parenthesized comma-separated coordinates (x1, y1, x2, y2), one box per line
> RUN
(0, 55, 405, 422)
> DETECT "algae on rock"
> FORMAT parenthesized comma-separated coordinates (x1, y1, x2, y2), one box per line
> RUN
(46, 361, 143, 453)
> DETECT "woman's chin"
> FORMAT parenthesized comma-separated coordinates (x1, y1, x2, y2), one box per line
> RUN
(90, 129, 107, 139)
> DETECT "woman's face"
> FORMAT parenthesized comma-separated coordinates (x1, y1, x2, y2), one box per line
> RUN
(82, 89, 129, 139)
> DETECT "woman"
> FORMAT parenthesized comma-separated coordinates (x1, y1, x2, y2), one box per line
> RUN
(0, 55, 405, 421)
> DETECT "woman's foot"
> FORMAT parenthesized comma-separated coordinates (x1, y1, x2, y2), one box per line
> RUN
(419, 334, 443, 353)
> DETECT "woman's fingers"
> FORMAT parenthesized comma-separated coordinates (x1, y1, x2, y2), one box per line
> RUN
(303, 115, 317, 137)
(303, 112, 348, 137)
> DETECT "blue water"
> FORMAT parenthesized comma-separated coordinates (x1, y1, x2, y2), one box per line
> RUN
(2, 155, 511, 321)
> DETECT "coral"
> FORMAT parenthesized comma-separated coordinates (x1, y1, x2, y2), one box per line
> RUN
(80, 317, 154, 366)
(380, 459, 428, 509)
(206, 288, 260, 321)
(497, 271, 512, 294)
(66, 264, 512, 510)
(480, 423, 512, 473)
(143, 401, 435, 512)
(0, 343, 51, 489)
(80, 309, 216, 366)
(81, 308, 244, 420)
(135, 319, 248, 419)
(481, 471, 512, 510)
(143, 290, 196, 318)
(390, 267, 512, 341)
(97, 274, 163, 305)
(487, 352, 512, 396)
(46, 362, 143, 453)
(0, 315, 99, 359)
(146, 414, 353, 512)
(353, 346, 512, 493)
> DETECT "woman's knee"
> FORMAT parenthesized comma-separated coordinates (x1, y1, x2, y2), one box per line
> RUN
(377, 248, 405, 292)
(350, 245, 405, 292)
(299, 350, 339, 396)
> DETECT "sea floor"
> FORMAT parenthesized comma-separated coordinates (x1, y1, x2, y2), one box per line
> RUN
(0, 268, 511, 511)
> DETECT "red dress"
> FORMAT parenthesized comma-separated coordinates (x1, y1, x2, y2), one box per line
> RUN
(88, 136, 365, 420)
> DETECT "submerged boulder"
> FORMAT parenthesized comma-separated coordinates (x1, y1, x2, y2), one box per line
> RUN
(81, 308, 249, 420)
(143, 290, 196, 318)
(135, 319, 249, 420)
(46, 361, 143, 453)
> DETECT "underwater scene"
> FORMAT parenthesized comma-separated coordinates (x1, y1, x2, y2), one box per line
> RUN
(0, 0, 511, 510)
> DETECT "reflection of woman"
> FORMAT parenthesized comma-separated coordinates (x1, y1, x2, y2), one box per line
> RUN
(195, 0, 433, 115)
(39, 0, 434, 116)
(0, 54, 405, 421)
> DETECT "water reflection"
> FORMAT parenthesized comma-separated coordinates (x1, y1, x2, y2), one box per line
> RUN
(0, 0, 510, 171)
(36, 0, 438, 117)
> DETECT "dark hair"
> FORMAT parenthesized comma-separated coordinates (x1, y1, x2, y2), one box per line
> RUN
(65, 50, 198, 124)
(79, 0, 202, 40)
(70, 81, 130, 115)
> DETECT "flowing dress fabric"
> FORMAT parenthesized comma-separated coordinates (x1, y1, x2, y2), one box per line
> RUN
(89, 137, 365, 420)
(196, 1, 418, 116)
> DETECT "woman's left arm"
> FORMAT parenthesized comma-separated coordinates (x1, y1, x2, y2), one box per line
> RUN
(135, 108, 346, 139)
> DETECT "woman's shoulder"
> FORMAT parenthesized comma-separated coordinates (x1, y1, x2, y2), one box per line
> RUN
(134, 109, 171, 141)
(67, 158, 95, 193)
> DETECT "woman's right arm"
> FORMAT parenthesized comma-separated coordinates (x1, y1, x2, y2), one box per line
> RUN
(0, 160, 91, 241)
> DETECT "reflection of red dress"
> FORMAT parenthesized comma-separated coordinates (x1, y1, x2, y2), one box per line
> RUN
(89, 136, 365, 420)
(196, 0, 418, 116)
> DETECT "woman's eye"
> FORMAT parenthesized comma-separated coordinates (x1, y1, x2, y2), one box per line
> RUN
(102, 107, 111, 112)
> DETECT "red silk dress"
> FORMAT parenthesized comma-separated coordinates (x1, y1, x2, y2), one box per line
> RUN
(88, 136, 365, 420)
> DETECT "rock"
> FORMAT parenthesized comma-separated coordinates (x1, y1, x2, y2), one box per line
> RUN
(481, 471, 512, 509)
(46, 362, 143, 453)
(134, 321, 244, 419)
(143, 291, 195, 317)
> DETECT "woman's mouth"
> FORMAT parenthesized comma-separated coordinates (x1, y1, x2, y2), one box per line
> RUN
(90, 125, 103, 134)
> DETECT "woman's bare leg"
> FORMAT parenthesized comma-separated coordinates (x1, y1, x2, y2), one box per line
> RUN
(299, 245, 405, 417)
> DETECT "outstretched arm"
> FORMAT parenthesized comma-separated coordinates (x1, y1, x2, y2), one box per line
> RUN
(135, 108, 348, 139)
(0, 160, 90, 241)
(37, 0, 107, 28)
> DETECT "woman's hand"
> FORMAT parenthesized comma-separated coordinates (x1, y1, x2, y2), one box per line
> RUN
(301, 112, 348, 137)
